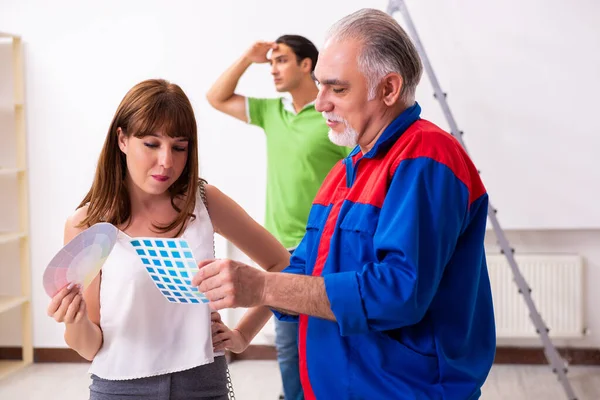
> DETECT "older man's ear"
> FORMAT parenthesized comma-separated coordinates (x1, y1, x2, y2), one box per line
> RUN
(381, 73, 404, 106)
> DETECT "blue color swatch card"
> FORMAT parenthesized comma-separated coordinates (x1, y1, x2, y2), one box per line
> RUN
(129, 237, 209, 304)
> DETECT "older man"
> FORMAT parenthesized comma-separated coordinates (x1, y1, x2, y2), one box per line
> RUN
(195, 8, 496, 399)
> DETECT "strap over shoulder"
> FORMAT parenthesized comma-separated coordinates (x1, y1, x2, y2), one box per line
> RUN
(198, 178, 209, 211)
(197, 177, 217, 259)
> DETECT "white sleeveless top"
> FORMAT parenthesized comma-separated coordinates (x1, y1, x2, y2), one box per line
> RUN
(89, 190, 223, 380)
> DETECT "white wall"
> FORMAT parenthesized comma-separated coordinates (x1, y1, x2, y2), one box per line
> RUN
(405, 0, 600, 229)
(0, 0, 598, 349)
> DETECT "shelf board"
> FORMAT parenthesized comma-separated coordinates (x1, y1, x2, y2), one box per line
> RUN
(0, 232, 26, 244)
(0, 296, 28, 314)
(0, 168, 25, 176)
(0, 360, 29, 380)
(0, 31, 19, 38)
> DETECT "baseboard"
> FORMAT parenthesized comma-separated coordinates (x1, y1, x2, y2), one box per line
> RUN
(228, 345, 278, 362)
(225, 345, 600, 366)
(0, 347, 89, 363)
(0, 347, 233, 364)
(494, 346, 600, 365)
(1, 346, 599, 365)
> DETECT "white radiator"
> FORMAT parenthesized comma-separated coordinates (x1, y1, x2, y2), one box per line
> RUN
(486, 253, 585, 339)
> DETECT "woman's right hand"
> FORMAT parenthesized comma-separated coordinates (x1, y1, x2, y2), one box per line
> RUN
(211, 311, 250, 354)
(47, 284, 88, 325)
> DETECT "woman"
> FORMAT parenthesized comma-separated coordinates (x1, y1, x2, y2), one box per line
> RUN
(46, 79, 290, 399)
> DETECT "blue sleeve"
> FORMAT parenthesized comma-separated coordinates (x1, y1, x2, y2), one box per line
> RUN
(324, 157, 470, 335)
(270, 234, 309, 322)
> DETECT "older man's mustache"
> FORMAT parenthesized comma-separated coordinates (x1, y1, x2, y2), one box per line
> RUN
(322, 112, 347, 123)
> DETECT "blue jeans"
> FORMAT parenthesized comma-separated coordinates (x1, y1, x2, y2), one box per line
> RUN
(274, 318, 303, 400)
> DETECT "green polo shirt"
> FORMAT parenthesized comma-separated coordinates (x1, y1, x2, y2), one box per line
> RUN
(247, 96, 351, 249)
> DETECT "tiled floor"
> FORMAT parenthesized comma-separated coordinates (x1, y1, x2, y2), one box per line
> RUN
(0, 360, 599, 399)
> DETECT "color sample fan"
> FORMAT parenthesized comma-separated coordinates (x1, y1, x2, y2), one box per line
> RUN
(43, 222, 118, 297)
(129, 237, 209, 304)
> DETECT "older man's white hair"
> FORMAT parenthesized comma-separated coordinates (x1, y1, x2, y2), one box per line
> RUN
(325, 8, 423, 105)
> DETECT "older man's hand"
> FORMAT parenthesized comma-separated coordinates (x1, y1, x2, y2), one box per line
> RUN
(192, 259, 267, 311)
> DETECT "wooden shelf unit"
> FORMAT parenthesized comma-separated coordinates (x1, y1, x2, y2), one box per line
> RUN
(0, 30, 33, 380)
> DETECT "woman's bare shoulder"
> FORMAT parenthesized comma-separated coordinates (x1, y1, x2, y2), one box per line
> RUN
(64, 205, 90, 243)
(203, 183, 221, 202)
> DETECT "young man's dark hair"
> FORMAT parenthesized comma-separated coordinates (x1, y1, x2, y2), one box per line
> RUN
(276, 34, 319, 72)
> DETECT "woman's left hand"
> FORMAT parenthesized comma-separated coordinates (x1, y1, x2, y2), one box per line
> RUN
(211, 312, 250, 354)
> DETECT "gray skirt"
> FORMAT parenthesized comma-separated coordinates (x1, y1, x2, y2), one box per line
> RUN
(89, 356, 231, 400)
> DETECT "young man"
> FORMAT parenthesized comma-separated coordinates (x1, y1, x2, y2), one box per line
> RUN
(206, 35, 350, 400)
(197, 9, 496, 400)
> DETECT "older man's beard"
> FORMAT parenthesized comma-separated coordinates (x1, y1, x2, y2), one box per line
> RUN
(322, 112, 358, 148)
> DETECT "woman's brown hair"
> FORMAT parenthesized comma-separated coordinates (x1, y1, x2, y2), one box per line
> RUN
(77, 78, 199, 237)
